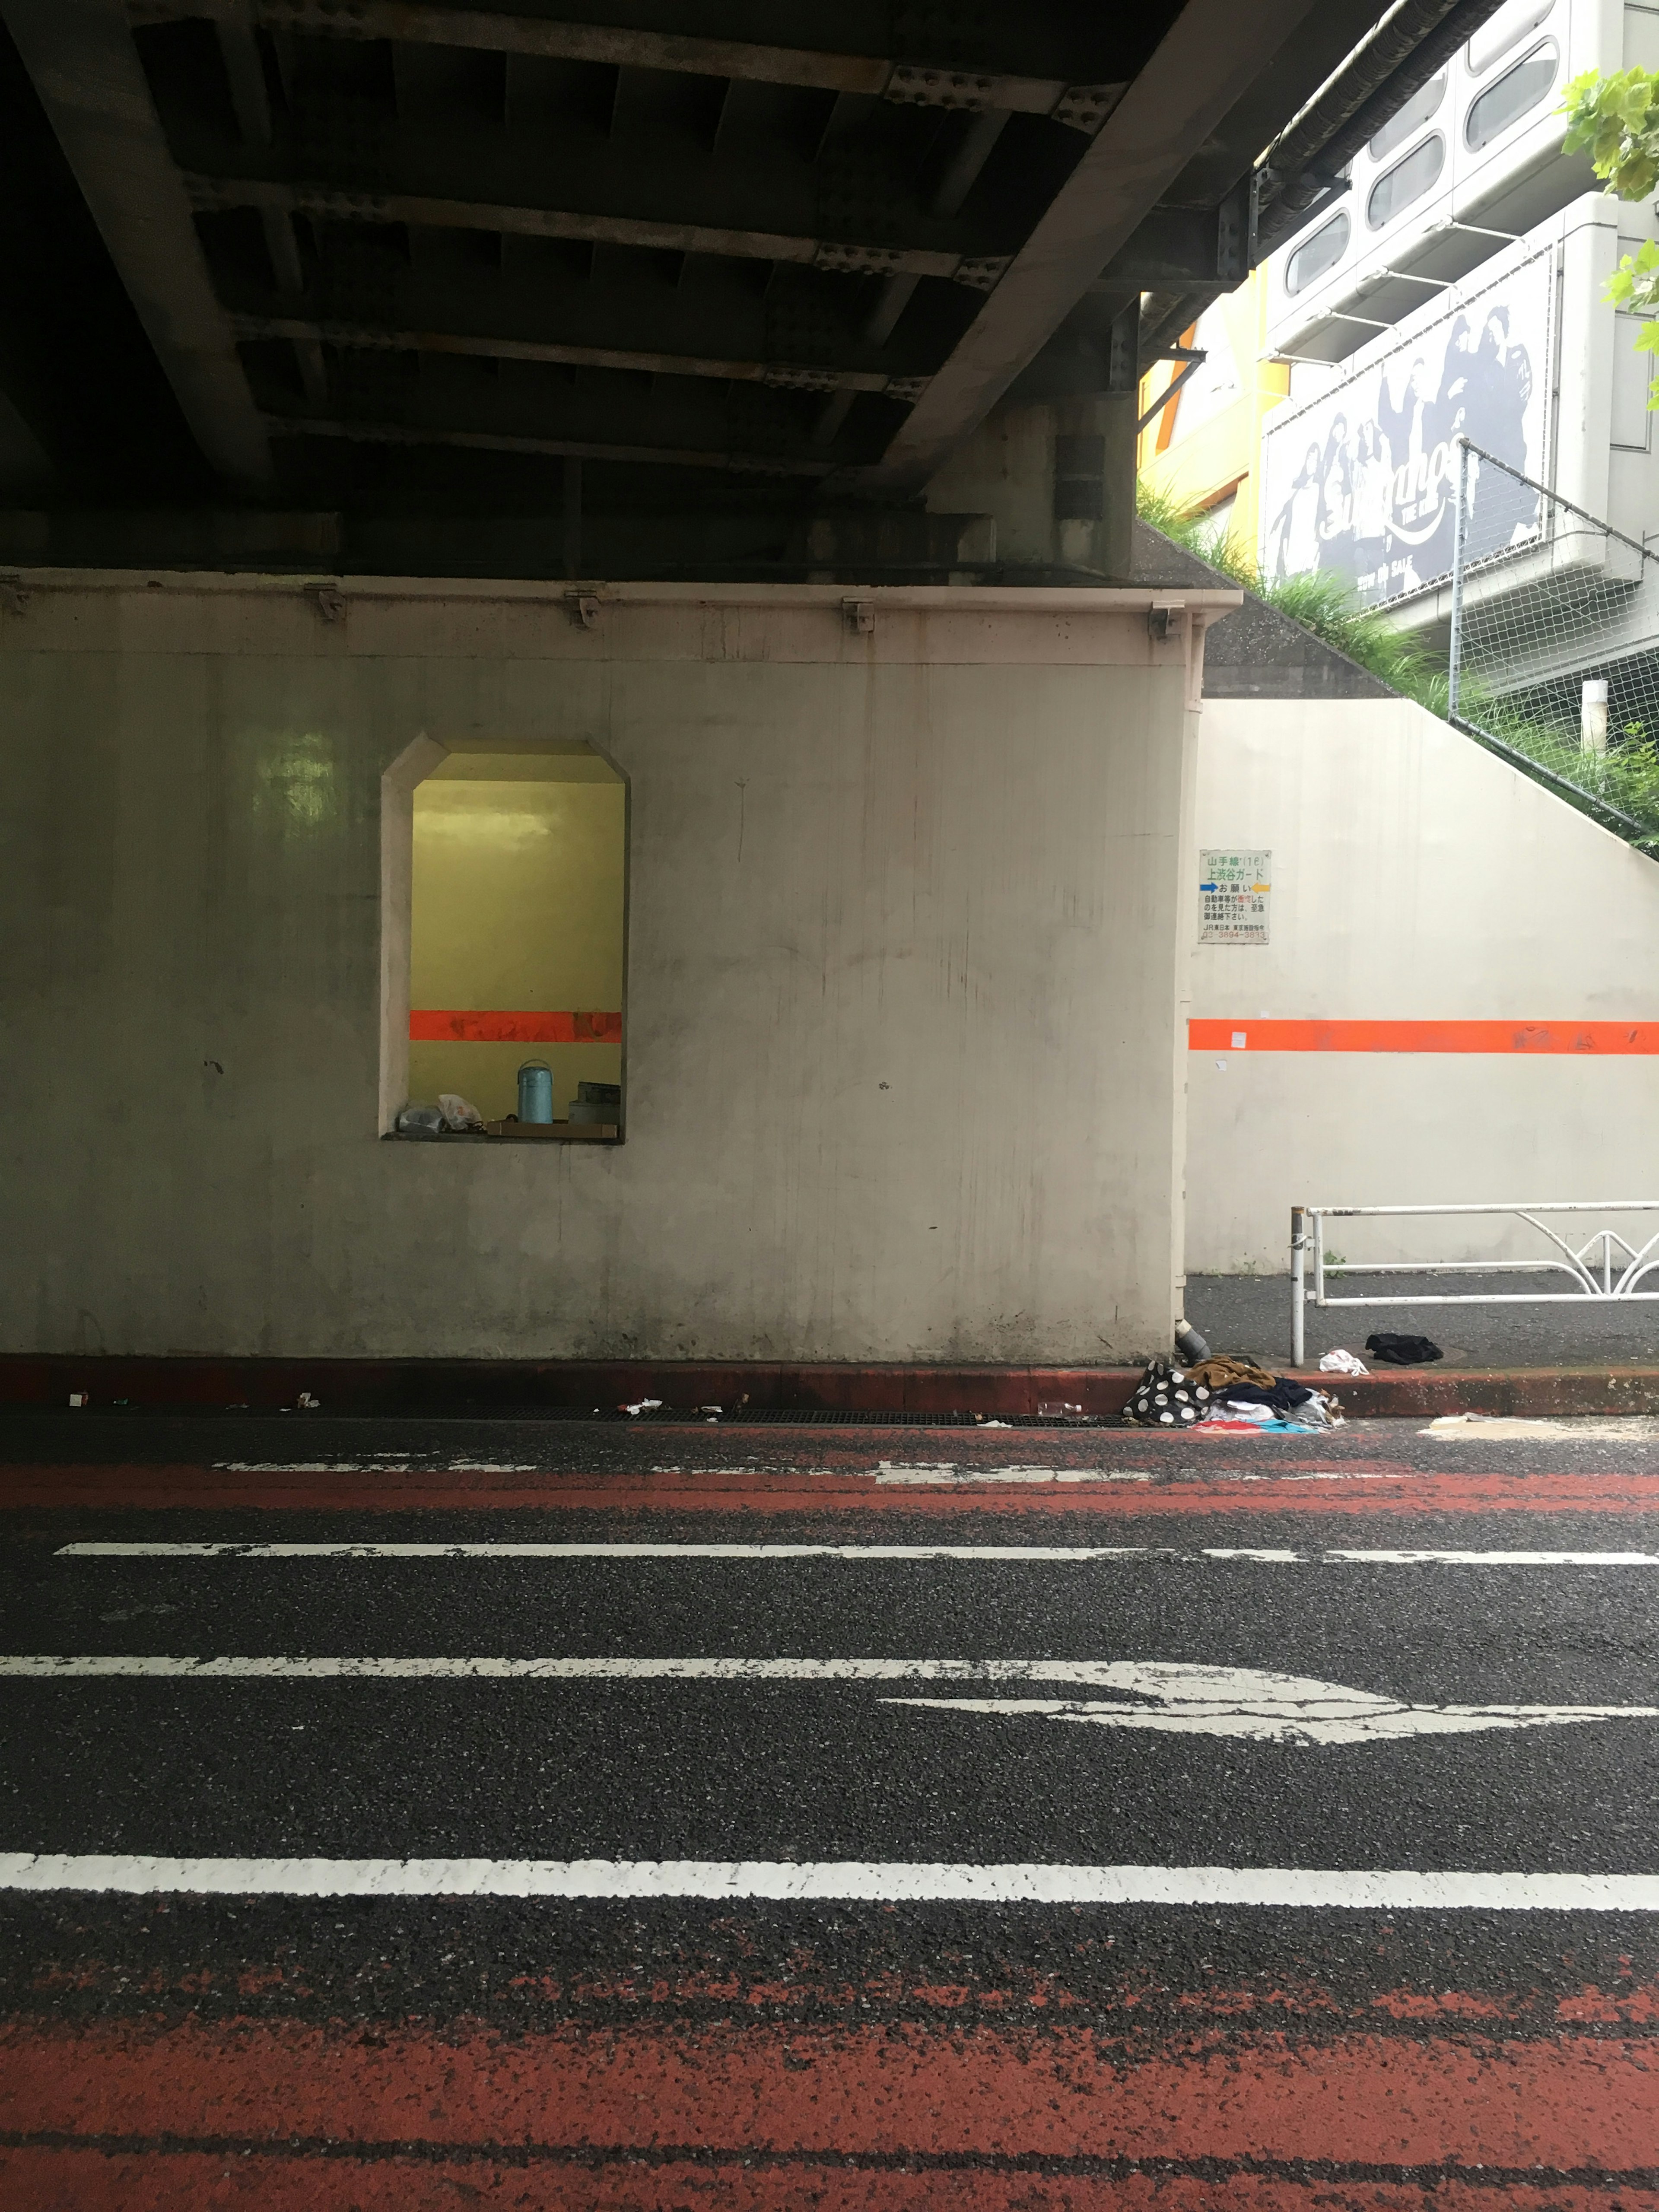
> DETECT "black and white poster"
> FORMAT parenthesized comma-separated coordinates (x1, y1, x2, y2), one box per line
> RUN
(1259, 252, 1551, 606)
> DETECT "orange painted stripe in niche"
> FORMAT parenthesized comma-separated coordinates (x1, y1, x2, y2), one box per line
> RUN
(1189, 1018, 1659, 1055)
(410, 1010, 622, 1044)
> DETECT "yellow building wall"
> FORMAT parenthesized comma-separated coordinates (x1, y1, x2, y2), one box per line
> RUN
(409, 757, 625, 1121)
(1137, 272, 1289, 559)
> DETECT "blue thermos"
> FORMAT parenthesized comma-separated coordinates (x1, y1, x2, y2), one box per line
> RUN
(517, 1059, 554, 1124)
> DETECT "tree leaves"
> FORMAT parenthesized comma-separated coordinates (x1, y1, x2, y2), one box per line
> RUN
(1561, 66, 1659, 198)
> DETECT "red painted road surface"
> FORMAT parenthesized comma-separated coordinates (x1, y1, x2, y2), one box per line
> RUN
(4, 2012, 1658, 2164)
(7, 2159, 1657, 2211)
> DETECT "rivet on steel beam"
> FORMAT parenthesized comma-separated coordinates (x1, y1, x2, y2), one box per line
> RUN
(884, 64, 995, 111)
(1052, 83, 1126, 134)
(953, 256, 1010, 292)
(762, 364, 842, 393)
(814, 241, 906, 278)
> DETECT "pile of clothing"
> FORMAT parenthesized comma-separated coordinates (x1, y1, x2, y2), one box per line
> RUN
(1120, 1354, 1341, 1432)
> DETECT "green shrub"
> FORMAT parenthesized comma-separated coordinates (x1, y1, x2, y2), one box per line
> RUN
(1137, 482, 1659, 845)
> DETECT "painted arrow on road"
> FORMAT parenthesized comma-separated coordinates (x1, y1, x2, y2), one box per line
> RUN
(884, 1661, 1659, 1745)
(8, 1652, 1657, 1747)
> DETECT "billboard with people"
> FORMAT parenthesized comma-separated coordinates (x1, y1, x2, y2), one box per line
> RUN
(1258, 251, 1552, 605)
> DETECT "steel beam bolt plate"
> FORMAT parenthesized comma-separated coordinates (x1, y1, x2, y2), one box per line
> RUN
(952, 256, 1009, 292)
(762, 365, 842, 392)
(1052, 84, 1126, 134)
(884, 65, 995, 111)
(814, 242, 907, 277)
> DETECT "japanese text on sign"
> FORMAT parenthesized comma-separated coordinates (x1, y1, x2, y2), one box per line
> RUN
(1199, 849, 1270, 944)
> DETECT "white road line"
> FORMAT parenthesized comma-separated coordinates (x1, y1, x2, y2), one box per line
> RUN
(52, 1543, 1659, 1565)
(214, 1462, 547, 1473)
(1325, 1551, 1659, 1566)
(54, 1542, 1151, 1561)
(1204, 1549, 1305, 1562)
(874, 1465, 1153, 1485)
(0, 1655, 1170, 1681)
(0, 1854, 1654, 1908)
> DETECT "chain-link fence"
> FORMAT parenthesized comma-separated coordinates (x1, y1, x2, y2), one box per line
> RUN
(1448, 439, 1659, 844)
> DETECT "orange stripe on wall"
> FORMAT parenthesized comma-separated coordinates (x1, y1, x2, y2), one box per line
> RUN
(410, 1010, 622, 1044)
(1189, 1019, 1659, 1054)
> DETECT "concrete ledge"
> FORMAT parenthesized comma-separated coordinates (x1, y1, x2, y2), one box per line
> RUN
(1299, 1365, 1659, 1419)
(3, 1357, 1659, 1420)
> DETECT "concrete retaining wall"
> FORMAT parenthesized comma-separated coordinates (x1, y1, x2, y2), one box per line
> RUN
(1188, 691, 1659, 1273)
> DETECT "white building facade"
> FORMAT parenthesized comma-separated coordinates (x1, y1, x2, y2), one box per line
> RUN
(1259, 0, 1659, 604)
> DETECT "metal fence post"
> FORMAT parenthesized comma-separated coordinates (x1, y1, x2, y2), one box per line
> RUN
(1447, 435, 1468, 721)
(1290, 1205, 1306, 1368)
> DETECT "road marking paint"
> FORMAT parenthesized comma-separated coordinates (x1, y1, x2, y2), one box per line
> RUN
(25, 1468, 1659, 1516)
(1424, 1416, 1659, 1439)
(892, 1694, 1659, 1741)
(880, 1661, 1659, 1744)
(54, 1541, 1659, 1564)
(1326, 1549, 1659, 1565)
(0, 1654, 1192, 1681)
(214, 1460, 547, 1473)
(1237, 1471, 1411, 1481)
(210, 1461, 1398, 1482)
(2, 1854, 1656, 1907)
(9, 2020, 1656, 2180)
(13, 1654, 1647, 1745)
(53, 1541, 1152, 1560)
(874, 1465, 1154, 1485)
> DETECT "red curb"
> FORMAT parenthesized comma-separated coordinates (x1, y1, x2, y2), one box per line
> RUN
(0, 1357, 1142, 1419)
(6, 1355, 1659, 1421)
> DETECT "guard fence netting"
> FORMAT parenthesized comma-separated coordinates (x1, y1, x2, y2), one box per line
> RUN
(1448, 439, 1659, 844)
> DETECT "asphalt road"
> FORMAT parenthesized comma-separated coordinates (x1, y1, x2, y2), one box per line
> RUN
(2, 1414, 1658, 2207)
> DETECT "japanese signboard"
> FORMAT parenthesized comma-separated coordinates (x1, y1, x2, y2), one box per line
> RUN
(1199, 850, 1271, 944)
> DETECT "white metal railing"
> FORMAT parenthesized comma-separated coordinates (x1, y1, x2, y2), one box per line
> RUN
(1290, 1202, 1659, 1367)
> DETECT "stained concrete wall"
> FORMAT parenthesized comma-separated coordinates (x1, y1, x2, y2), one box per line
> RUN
(1188, 693, 1659, 1272)
(1, 577, 1224, 1363)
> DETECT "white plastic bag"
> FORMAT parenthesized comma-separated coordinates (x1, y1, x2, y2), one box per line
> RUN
(1319, 1349, 1368, 1376)
(438, 1093, 485, 1131)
